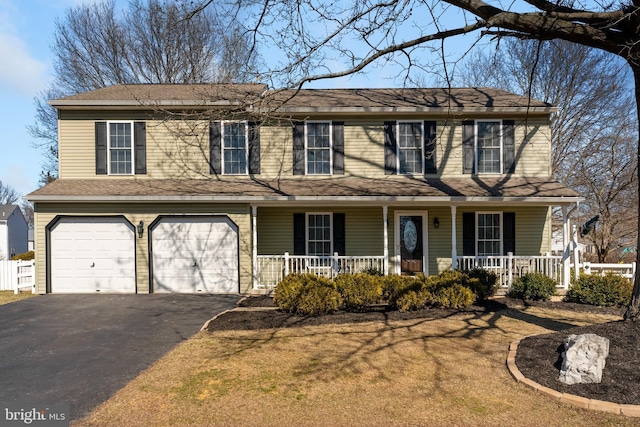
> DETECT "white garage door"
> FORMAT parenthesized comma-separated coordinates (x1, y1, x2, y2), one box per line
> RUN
(151, 217, 239, 293)
(50, 217, 136, 293)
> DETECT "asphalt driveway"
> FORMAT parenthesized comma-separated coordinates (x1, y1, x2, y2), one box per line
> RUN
(0, 294, 240, 421)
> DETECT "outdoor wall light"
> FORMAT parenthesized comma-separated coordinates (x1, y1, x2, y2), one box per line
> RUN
(137, 220, 144, 238)
(433, 217, 440, 228)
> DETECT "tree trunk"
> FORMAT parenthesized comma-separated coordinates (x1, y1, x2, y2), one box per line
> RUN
(623, 65, 640, 320)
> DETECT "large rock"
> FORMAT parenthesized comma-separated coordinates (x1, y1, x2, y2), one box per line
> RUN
(558, 333, 610, 385)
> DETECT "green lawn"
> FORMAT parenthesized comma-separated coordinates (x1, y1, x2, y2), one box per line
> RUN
(75, 306, 635, 427)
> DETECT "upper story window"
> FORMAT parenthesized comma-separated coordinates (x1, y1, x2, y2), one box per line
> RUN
(95, 121, 146, 176)
(384, 121, 437, 176)
(476, 121, 502, 174)
(222, 122, 248, 175)
(397, 121, 424, 174)
(306, 122, 332, 175)
(209, 121, 260, 176)
(109, 122, 133, 175)
(462, 119, 515, 175)
(293, 121, 344, 176)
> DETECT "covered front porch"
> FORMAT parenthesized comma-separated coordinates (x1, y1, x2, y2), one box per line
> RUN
(251, 202, 579, 291)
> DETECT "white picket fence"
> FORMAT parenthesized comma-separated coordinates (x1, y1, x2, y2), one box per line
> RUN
(0, 260, 35, 294)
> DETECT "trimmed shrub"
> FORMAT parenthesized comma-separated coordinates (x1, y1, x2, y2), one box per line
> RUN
(383, 275, 428, 311)
(11, 251, 34, 261)
(335, 273, 384, 311)
(394, 288, 433, 312)
(381, 274, 413, 304)
(274, 273, 342, 316)
(564, 273, 632, 307)
(464, 268, 499, 300)
(295, 280, 343, 316)
(432, 283, 476, 309)
(508, 273, 557, 301)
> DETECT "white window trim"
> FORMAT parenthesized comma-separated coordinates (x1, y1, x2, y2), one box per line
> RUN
(305, 121, 333, 175)
(221, 120, 249, 175)
(396, 121, 424, 175)
(474, 120, 503, 175)
(305, 212, 333, 255)
(475, 211, 503, 256)
(107, 121, 134, 176)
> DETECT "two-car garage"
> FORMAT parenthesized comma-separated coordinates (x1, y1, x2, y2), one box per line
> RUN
(48, 216, 239, 294)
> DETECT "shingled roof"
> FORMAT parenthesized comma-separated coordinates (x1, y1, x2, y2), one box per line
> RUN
(28, 177, 581, 205)
(49, 84, 555, 114)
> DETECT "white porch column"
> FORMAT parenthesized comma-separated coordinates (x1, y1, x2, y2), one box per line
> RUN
(252, 205, 258, 289)
(451, 205, 457, 269)
(383, 206, 389, 275)
(562, 206, 571, 289)
(572, 224, 580, 281)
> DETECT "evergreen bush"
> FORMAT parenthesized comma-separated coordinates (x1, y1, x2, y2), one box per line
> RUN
(334, 273, 384, 311)
(507, 273, 557, 301)
(274, 273, 342, 315)
(564, 273, 632, 307)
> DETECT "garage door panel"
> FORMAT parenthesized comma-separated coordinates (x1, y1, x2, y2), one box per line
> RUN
(50, 218, 136, 293)
(152, 217, 239, 293)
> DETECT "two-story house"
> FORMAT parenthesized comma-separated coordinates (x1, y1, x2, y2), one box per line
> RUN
(27, 84, 582, 294)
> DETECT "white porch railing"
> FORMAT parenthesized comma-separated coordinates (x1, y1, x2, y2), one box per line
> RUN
(455, 253, 563, 289)
(256, 253, 385, 290)
(0, 260, 36, 294)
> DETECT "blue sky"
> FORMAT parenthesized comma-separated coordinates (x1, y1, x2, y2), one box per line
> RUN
(0, 0, 90, 198)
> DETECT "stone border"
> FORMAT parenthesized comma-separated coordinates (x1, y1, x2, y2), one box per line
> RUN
(507, 339, 640, 417)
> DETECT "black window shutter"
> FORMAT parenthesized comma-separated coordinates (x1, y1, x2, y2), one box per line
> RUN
(209, 121, 221, 174)
(333, 122, 345, 175)
(462, 212, 475, 256)
(424, 120, 437, 174)
(248, 121, 260, 174)
(95, 122, 107, 175)
(293, 213, 306, 255)
(462, 120, 475, 174)
(333, 213, 346, 255)
(384, 121, 397, 175)
(503, 212, 516, 255)
(293, 122, 305, 175)
(503, 120, 515, 174)
(134, 122, 146, 174)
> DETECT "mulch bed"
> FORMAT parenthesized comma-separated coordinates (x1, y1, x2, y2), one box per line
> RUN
(211, 295, 640, 405)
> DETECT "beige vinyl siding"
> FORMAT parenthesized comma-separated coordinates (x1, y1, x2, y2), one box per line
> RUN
(256, 206, 385, 256)
(34, 202, 252, 294)
(436, 117, 551, 177)
(58, 117, 211, 180)
(342, 121, 384, 178)
(58, 112, 551, 180)
(257, 122, 294, 178)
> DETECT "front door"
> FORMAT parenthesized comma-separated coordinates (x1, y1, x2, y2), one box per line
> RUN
(396, 212, 427, 275)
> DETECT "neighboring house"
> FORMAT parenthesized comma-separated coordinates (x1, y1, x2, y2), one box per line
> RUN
(27, 84, 583, 294)
(0, 205, 28, 260)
